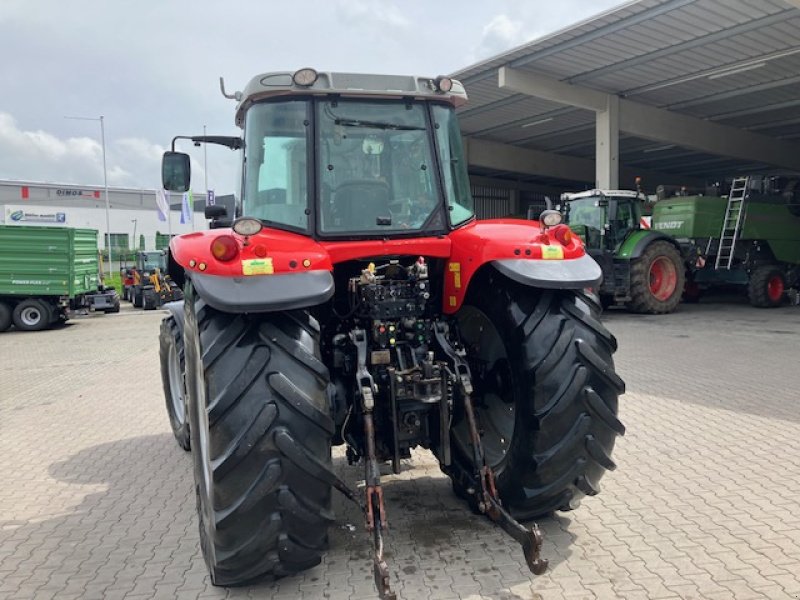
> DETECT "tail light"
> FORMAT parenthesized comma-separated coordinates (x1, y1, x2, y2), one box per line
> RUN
(210, 235, 239, 262)
(552, 226, 573, 246)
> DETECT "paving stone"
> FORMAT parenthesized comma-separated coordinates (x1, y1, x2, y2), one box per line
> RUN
(1, 301, 799, 599)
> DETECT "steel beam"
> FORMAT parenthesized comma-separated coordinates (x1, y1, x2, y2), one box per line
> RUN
(465, 138, 704, 188)
(596, 96, 619, 189)
(498, 67, 800, 172)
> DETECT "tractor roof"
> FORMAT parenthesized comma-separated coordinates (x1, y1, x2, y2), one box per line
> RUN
(562, 189, 645, 201)
(232, 69, 468, 126)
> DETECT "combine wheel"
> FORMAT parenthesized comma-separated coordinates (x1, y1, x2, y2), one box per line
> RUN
(183, 283, 335, 586)
(628, 241, 685, 314)
(0, 301, 11, 332)
(160, 315, 190, 450)
(446, 273, 625, 520)
(748, 265, 785, 308)
(11, 299, 51, 332)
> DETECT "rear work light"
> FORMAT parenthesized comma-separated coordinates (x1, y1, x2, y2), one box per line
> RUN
(210, 235, 239, 262)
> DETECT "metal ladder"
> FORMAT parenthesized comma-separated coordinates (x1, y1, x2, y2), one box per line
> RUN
(714, 176, 750, 270)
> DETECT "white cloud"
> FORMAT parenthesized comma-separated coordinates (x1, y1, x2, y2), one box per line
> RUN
(335, 0, 410, 29)
(477, 14, 527, 58)
(0, 112, 195, 190)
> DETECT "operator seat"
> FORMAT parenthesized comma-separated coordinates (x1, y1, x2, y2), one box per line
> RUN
(331, 180, 391, 230)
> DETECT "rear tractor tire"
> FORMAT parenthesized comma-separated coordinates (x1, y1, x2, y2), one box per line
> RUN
(184, 283, 335, 586)
(445, 275, 625, 520)
(748, 265, 785, 308)
(628, 241, 685, 314)
(160, 315, 190, 450)
(0, 301, 12, 332)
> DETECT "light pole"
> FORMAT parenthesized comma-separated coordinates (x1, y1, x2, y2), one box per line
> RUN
(131, 218, 137, 254)
(65, 115, 112, 281)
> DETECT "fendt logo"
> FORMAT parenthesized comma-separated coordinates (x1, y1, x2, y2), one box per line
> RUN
(655, 220, 684, 230)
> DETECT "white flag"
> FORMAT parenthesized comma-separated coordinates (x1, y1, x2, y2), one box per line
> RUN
(156, 189, 168, 222)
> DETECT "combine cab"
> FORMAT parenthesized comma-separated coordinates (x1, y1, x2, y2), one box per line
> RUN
(563, 189, 685, 313)
(158, 69, 625, 597)
(653, 176, 800, 307)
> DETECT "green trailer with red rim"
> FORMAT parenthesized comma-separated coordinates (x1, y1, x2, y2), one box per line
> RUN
(652, 177, 800, 307)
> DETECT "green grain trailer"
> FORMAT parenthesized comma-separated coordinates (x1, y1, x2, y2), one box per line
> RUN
(652, 176, 800, 307)
(0, 224, 117, 331)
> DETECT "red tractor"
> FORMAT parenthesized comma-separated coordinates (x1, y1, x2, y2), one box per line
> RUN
(159, 69, 624, 598)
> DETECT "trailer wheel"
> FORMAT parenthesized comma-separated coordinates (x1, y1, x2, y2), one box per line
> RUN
(0, 302, 11, 332)
(748, 265, 785, 308)
(160, 315, 190, 450)
(183, 282, 335, 586)
(11, 299, 51, 332)
(628, 241, 685, 314)
(445, 273, 625, 520)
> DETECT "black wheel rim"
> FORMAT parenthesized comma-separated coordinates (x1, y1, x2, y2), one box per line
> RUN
(455, 305, 516, 470)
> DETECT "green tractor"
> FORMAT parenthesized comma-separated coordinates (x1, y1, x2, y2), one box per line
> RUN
(652, 176, 800, 307)
(562, 189, 684, 313)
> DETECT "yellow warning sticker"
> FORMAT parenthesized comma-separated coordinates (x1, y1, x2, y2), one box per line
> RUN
(453, 272, 461, 289)
(448, 262, 461, 272)
(242, 258, 274, 275)
(449, 295, 457, 307)
(541, 245, 564, 260)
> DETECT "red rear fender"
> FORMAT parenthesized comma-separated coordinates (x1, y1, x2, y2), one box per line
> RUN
(169, 227, 333, 277)
(444, 219, 596, 312)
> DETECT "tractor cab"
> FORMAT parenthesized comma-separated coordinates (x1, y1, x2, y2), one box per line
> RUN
(562, 189, 645, 252)
(136, 251, 167, 275)
(163, 70, 475, 238)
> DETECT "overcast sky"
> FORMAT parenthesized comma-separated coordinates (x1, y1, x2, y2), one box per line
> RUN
(0, 0, 626, 194)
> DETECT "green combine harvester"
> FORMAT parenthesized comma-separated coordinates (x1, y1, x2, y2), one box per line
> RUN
(652, 176, 800, 307)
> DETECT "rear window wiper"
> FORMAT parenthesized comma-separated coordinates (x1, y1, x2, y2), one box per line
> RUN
(334, 117, 424, 131)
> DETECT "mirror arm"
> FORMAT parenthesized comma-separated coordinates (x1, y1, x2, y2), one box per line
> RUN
(171, 135, 242, 152)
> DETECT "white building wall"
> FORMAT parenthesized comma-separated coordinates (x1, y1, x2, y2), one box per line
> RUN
(1, 203, 205, 251)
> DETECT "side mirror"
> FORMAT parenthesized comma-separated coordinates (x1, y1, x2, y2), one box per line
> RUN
(162, 152, 191, 192)
(205, 205, 227, 219)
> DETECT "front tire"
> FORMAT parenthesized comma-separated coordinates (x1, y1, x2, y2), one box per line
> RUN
(447, 274, 625, 520)
(184, 283, 335, 586)
(160, 315, 190, 450)
(628, 241, 685, 314)
(132, 287, 143, 308)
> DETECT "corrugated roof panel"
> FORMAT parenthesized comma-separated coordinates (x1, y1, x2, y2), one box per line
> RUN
(460, 97, 573, 135)
(453, 0, 800, 179)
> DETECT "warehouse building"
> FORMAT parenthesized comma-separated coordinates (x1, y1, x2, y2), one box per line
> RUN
(452, 0, 800, 217)
(0, 179, 235, 253)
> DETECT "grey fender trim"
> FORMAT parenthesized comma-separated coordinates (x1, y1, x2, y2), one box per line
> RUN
(189, 270, 335, 314)
(492, 254, 603, 290)
(162, 301, 185, 337)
